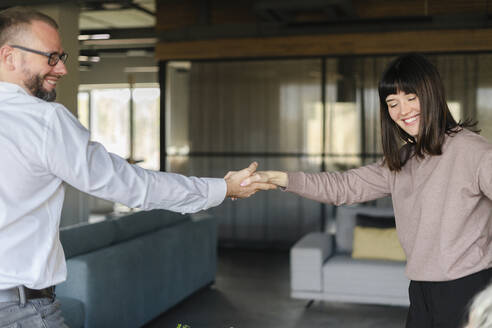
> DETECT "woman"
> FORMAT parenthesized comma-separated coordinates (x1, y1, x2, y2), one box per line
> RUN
(242, 53, 492, 328)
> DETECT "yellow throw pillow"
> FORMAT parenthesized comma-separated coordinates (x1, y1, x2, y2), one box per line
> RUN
(352, 226, 406, 262)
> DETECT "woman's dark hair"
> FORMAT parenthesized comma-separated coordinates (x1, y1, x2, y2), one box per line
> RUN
(378, 53, 477, 171)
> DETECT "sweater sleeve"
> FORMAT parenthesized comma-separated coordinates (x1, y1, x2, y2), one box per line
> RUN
(286, 161, 391, 206)
(478, 149, 492, 201)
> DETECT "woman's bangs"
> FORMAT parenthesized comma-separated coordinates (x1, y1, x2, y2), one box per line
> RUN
(379, 60, 419, 102)
(379, 77, 417, 102)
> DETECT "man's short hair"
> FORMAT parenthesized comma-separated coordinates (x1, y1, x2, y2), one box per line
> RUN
(0, 6, 58, 47)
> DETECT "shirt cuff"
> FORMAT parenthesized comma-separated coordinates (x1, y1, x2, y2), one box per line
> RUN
(203, 178, 227, 209)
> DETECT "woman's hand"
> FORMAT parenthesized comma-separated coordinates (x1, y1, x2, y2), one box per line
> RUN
(240, 171, 288, 188)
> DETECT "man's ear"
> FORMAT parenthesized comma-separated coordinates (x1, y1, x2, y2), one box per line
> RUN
(0, 45, 16, 70)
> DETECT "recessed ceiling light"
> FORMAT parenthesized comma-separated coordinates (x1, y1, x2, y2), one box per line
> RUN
(78, 55, 101, 62)
(78, 34, 111, 41)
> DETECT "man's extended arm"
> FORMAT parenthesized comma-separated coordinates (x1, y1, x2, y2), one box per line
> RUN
(43, 103, 273, 213)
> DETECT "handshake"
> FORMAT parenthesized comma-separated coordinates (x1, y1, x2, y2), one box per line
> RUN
(224, 162, 288, 199)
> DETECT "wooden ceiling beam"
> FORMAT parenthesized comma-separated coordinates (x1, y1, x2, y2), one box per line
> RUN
(156, 28, 492, 60)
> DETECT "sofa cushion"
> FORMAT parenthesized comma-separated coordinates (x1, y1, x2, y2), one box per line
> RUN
(60, 220, 116, 258)
(58, 296, 85, 328)
(113, 209, 190, 243)
(322, 254, 409, 306)
(336, 205, 394, 253)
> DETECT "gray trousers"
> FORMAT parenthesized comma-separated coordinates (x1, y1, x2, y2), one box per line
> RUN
(0, 298, 68, 328)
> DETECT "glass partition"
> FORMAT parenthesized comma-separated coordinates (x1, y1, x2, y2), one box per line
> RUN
(167, 59, 323, 245)
(164, 53, 492, 247)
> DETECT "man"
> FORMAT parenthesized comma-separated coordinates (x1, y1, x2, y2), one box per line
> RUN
(0, 7, 274, 327)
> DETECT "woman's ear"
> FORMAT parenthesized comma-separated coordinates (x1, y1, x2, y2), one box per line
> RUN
(0, 45, 16, 70)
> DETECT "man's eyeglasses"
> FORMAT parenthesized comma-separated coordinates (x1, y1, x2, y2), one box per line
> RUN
(10, 45, 68, 66)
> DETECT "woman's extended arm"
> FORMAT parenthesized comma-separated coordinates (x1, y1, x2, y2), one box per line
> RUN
(241, 162, 391, 206)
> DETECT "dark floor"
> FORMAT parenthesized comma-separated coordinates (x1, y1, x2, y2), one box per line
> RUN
(144, 248, 408, 328)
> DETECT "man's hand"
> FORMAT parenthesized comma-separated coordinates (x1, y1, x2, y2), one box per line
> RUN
(240, 171, 288, 188)
(224, 162, 277, 199)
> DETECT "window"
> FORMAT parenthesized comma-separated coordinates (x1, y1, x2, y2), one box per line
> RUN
(76, 85, 160, 218)
(78, 85, 160, 170)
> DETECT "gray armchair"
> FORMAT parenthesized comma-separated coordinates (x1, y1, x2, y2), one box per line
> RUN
(290, 205, 409, 306)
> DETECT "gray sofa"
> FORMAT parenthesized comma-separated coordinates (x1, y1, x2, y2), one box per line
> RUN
(290, 205, 409, 306)
(56, 210, 218, 328)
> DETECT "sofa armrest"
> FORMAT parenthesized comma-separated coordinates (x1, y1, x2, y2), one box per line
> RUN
(290, 232, 334, 292)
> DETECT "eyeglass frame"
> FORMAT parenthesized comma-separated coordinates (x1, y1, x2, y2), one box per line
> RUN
(9, 45, 68, 66)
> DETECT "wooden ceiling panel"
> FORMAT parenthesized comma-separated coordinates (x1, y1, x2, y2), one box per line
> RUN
(354, 0, 427, 18)
(156, 1, 199, 31)
(427, 0, 488, 15)
(210, 0, 258, 25)
(155, 0, 492, 60)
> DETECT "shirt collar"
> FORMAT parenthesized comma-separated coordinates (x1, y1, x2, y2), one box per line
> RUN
(0, 81, 30, 96)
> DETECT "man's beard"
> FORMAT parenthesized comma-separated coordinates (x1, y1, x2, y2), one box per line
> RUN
(23, 71, 57, 102)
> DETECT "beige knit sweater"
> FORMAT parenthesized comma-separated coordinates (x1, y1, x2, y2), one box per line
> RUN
(286, 129, 492, 281)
